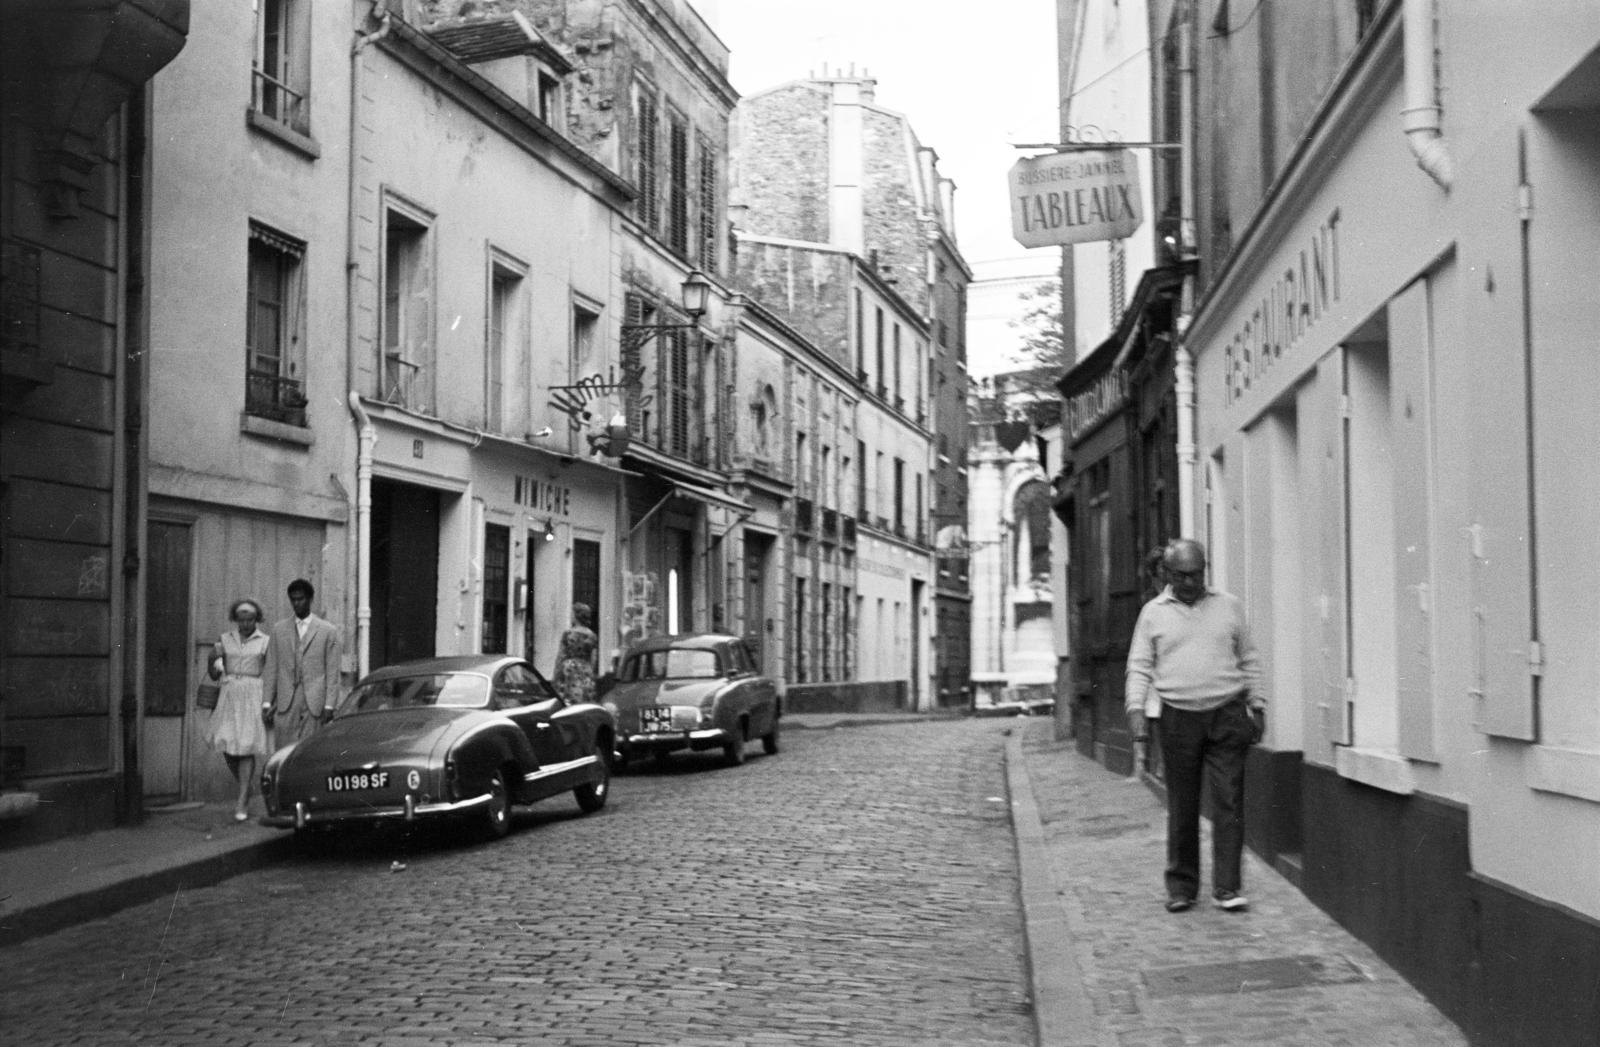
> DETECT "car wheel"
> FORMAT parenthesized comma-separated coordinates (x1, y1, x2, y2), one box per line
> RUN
(574, 749, 611, 813)
(481, 768, 511, 840)
(723, 723, 747, 767)
(762, 715, 780, 755)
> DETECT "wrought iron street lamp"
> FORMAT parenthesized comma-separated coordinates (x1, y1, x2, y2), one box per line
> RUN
(618, 269, 711, 354)
(546, 271, 712, 456)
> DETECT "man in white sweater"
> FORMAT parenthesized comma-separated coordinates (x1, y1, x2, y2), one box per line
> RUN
(1125, 539, 1265, 913)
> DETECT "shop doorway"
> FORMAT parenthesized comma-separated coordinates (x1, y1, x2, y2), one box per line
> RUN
(742, 532, 773, 670)
(910, 578, 924, 711)
(371, 478, 440, 668)
(143, 518, 192, 802)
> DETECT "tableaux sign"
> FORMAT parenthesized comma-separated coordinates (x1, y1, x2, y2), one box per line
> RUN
(1009, 150, 1143, 248)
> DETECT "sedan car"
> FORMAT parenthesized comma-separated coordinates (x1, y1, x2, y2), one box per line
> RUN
(260, 655, 615, 840)
(605, 633, 780, 768)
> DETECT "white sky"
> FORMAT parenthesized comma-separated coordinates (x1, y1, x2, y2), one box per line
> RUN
(702, 0, 1064, 270)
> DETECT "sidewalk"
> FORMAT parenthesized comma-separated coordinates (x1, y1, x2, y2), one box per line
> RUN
(1006, 717, 1471, 1047)
(0, 799, 294, 947)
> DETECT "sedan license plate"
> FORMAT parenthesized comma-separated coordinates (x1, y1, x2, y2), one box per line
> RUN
(327, 768, 390, 792)
(639, 706, 676, 733)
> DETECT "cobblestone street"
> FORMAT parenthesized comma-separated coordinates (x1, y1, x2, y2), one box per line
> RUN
(0, 720, 1032, 1047)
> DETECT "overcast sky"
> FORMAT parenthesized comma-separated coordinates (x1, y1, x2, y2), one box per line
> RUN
(702, 0, 1063, 270)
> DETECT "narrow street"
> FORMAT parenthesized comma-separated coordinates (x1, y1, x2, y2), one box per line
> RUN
(0, 720, 1033, 1047)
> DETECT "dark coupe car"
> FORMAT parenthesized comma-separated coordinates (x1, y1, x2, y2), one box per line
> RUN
(604, 633, 780, 768)
(260, 655, 615, 839)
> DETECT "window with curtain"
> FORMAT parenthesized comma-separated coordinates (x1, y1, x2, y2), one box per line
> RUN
(245, 222, 307, 426)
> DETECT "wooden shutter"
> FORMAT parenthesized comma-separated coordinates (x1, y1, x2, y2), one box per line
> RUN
(668, 111, 689, 253)
(636, 88, 659, 231)
(1462, 132, 1536, 740)
(1388, 277, 1437, 758)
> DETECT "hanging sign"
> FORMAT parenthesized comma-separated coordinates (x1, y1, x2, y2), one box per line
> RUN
(1009, 149, 1142, 248)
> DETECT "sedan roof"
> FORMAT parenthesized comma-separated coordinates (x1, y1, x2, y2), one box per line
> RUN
(359, 654, 525, 682)
(623, 632, 742, 654)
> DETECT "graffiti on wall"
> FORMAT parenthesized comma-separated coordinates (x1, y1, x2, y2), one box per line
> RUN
(620, 570, 660, 648)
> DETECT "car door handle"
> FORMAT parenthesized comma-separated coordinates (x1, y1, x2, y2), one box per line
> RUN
(535, 723, 552, 730)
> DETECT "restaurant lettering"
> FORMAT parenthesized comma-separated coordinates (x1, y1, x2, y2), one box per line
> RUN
(1066, 368, 1127, 441)
(1224, 208, 1343, 406)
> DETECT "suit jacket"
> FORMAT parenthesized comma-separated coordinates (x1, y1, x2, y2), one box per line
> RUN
(263, 613, 343, 717)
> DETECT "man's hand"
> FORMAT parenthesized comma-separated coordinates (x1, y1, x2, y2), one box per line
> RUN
(1127, 708, 1148, 741)
(1249, 707, 1265, 744)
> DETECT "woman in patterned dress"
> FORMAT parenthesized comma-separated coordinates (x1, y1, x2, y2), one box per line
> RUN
(554, 602, 599, 704)
(204, 598, 272, 821)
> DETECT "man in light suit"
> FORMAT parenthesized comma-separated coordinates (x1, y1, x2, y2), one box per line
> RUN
(263, 578, 343, 747)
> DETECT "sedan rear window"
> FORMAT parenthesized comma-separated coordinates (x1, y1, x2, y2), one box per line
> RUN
(340, 673, 490, 714)
(622, 648, 720, 681)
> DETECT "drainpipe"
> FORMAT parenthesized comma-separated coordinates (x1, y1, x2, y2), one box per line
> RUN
(1402, 0, 1453, 189)
(1175, 344, 1197, 538)
(348, 393, 375, 679)
(346, 5, 391, 679)
(1174, 5, 1199, 539)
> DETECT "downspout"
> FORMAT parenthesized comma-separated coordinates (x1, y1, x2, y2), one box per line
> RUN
(1402, 0, 1453, 189)
(348, 393, 375, 679)
(346, 6, 392, 679)
(1175, 5, 1198, 539)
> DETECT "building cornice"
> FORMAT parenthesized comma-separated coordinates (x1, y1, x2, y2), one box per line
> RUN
(1186, 1, 1402, 346)
(379, 14, 635, 203)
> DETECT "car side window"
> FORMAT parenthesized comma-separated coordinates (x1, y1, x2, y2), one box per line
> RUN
(496, 664, 540, 708)
(737, 641, 761, 674)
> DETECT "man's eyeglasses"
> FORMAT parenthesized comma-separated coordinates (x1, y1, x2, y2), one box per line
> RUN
(1168, 569, 1206, 583)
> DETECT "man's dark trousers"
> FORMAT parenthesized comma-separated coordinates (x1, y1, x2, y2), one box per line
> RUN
(1157, 699, 1254, 900)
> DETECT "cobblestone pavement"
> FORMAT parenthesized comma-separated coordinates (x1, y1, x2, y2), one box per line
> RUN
(0, 719, 1033, 1047)
(1019, 721, 1470, 1047)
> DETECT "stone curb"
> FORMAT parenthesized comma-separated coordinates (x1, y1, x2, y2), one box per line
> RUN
(0, 832, 297, 949)
(1005, 725, 1114, 1047)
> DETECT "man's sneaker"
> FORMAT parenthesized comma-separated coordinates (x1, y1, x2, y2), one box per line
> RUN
(1165, 896, 1195, 913)
(1212, 889, 1249, 911)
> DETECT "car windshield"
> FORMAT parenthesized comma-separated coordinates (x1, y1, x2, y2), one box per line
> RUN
(338, 672, 490, 715)
(622, 648, 720, 681)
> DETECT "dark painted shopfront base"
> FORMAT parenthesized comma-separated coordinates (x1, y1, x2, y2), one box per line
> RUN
(1294, 764, 1600, 1047)
(1234, 754, 1598, 1047)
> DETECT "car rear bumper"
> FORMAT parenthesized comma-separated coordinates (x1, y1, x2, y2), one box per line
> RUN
(620, 727, 731, 754)
(262, 792, 489, 829)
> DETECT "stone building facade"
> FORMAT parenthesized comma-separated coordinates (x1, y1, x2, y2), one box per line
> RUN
(731, 73, 971, 710)
(1, 0, 190, 841)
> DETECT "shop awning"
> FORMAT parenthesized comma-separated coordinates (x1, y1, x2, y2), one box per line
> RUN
(671, 479, 753, 514)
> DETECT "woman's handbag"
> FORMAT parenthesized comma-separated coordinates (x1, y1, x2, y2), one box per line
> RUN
(195, 679, 221, 710)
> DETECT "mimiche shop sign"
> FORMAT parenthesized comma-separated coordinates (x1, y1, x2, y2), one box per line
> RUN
(1010, 149, 1142, 248)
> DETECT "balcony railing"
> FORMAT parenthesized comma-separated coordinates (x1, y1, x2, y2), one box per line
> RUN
(252, 69, 308, 135)
(246, 370, 308, 427)
(795, 497, 814, 533)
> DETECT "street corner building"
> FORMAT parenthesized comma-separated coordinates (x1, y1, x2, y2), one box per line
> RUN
(1053, 2, 1600, 1045)
(0, 0, 976, 846)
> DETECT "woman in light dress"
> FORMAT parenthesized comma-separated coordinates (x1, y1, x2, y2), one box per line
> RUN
(205, 598, 273, 821)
